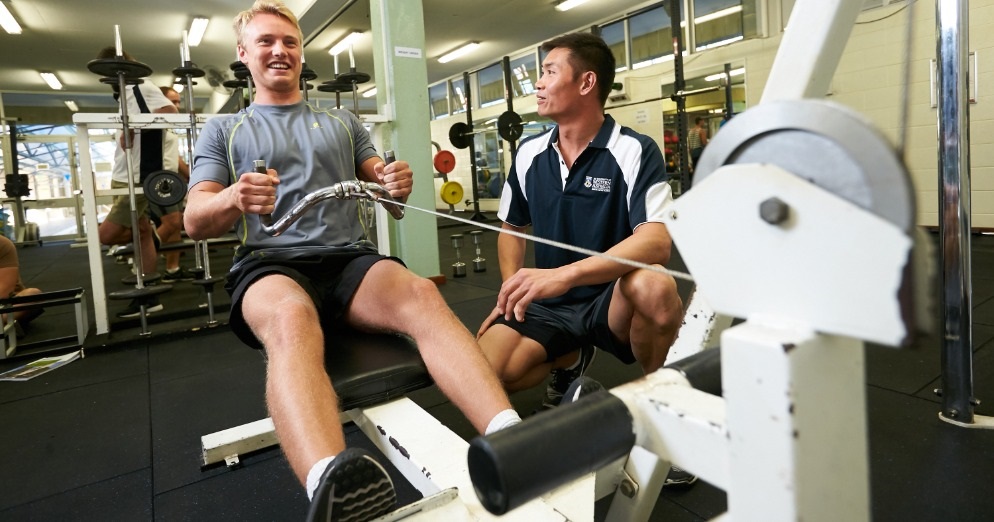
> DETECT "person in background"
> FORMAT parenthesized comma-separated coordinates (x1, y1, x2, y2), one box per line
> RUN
(0, 235, 43, 326)
(95, 46, 178, 318)
(154, 86, 194, 283)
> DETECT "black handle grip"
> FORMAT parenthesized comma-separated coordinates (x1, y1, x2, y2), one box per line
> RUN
(254, 159, 273, 227)
(468, 390, 635, 515)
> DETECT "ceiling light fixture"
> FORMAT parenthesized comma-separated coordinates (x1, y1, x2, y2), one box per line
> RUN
(64, 100, 79, 112)
(704, 67, 745, 82)
(328, 31, 363, 56)
(695, 5, 743, 25)
(40, 72, 63, 90)
(362, 87, 377, 98)
(438, 42, 480, 64)
(188, 17, 209, 46)
(554, 0, 591, 12)
(0, 2, 22, 34)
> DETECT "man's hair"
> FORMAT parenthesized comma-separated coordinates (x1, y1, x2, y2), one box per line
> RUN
(695, 117, 704, 125)
(160, 86, 178, 97)
(540, 32, 616, 106)
(233, 0, 302, 46)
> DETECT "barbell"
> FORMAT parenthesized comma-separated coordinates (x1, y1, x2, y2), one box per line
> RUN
(448, 110, 524, 149)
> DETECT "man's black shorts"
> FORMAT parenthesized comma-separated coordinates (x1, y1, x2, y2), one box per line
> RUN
(492, 281, 635, 364)
(225, 250, 404, 350)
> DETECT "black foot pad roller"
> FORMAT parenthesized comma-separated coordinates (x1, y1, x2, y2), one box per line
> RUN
(307, 448, 397, 522)
(468, 390, 635, 515)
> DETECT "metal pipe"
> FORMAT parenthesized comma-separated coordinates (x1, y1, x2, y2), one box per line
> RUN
(937, 0, 975, 424)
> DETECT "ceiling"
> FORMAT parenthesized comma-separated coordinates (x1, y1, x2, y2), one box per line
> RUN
(0, 0, 658, 120)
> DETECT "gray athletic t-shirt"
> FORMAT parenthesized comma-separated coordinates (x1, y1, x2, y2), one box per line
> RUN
(191, 102, 379, 263)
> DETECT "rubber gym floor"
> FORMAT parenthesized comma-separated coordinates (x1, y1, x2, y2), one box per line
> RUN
(1, 218, 993, 521)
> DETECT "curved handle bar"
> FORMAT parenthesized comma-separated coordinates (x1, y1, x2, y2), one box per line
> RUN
(260, 180, 405, 237)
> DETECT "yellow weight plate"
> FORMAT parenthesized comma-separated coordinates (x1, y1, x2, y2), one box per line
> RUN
(440, 181, 464, 205)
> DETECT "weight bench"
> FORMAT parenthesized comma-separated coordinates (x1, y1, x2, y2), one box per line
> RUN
(201, 330, 595, 520)
(0, 287, 88, 360)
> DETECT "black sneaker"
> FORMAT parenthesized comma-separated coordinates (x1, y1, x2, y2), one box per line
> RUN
(161, 267, 196, 283)
(664, 466, 698, 487)
(542, 344, 596, 409)
(116, 296, 163, 319)
(306, 448, 396, 522)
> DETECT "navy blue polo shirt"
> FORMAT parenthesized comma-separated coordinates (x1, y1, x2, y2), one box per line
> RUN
(498, 114, 673, 305)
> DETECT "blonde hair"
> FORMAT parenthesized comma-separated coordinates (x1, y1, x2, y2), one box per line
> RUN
(233, 0, 302, 45)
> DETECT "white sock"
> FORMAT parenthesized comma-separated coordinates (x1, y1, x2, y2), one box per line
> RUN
(485, 409, 522, 435)
(305, 455, 336, 501)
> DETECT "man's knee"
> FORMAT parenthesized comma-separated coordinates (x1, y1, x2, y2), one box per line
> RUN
(620, 270, 681, 322)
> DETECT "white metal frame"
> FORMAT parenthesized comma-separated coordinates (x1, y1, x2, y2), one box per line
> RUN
(74, 112, 215, 335)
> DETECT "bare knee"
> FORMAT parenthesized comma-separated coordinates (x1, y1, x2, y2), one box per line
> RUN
(620, 270, 682, 325)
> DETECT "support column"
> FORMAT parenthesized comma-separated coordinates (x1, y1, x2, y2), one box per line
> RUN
(370, 0, 441, 278)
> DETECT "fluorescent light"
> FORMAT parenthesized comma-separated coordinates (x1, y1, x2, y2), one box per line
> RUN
(64, 100, 79, 112)
(0, 3, 22, 34)
(40, 72, 63, 90)
(362, 87, 377, 98)
(188, 17, 209, 46)
(705, 67, 745, 82)
(328, 31, 363, 56)
(555, 0, 590, 12)
(438, 42, 480, 64)
(173, 83, 185, 93)
(695, 5, 743, 25)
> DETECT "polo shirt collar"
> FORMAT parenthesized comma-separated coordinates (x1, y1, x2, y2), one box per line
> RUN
(549, 113, 618, 150)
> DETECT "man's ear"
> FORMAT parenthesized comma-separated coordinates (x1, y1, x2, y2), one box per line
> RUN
(579, 71, 598, 96)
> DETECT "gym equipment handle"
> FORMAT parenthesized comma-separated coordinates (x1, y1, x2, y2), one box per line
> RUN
(255, 153, 405, 237)
(467, 390, 636, 515)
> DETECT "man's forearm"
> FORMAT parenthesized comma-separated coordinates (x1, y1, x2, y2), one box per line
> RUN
(184, 186, 243, 239)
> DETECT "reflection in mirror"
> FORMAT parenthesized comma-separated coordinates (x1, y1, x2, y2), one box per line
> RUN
(661, 65, 746, 174)
(473, 114, 554, 200)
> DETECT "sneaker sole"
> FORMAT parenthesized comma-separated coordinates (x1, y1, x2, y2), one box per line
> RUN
(116, 303, 163, 319)
(308, 449, 396, 522)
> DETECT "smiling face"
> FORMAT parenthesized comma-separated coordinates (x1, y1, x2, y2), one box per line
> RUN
(237, 12, 303, 104)
(535, 47, 590, 122)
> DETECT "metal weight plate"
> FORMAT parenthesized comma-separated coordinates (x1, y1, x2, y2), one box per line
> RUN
(143, 170, 187, 207)
(440, 181, 465, 205)
(449, 122, 472, 149)
(497, 110, 524, 142)
(433, 150, 457, 174)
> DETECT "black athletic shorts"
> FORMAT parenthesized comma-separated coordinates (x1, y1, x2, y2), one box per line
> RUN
(225, 250, 405, 350)
(492, 281, 635, 364)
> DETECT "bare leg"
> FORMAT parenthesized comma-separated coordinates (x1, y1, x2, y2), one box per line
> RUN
(157, 212, 183, 271)
(478, 325, 579, 392)
(240, 274, 344, 485)
(137, 217, 158, 276)
(609, 269, 683, 374)
(346, 261, 512, 434)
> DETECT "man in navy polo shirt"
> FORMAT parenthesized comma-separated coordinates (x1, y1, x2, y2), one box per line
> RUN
(477, 32, 684, 411)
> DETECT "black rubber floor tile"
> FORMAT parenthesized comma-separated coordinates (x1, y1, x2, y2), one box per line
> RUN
(0, 376, 150, 510)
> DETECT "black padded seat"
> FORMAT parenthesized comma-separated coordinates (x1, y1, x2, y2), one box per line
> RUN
(325, 329, 433, 410)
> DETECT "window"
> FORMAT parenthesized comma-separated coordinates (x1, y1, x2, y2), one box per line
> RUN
(451, 77, 467, 114)
(601, 20, 628, 72)
(477, 63, 505, 108)
(509, 53, 537, 97)
(694, 0, 746, 50)
(630, 6, 673, 69)
(429, 82, 449, 119)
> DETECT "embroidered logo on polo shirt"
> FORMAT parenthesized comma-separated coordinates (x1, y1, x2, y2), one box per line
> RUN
(311, 122, 321, 130)
(584, 176, 612, 193)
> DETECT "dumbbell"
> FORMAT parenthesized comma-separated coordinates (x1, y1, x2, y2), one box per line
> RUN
(451, 234, 467, 278)
(470, 230, 486, 273)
